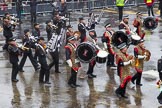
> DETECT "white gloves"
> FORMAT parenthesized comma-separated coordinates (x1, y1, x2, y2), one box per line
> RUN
(75, 59, 80, 63)
(133, 27, 137, 32)
(123, 60, 131, 66)
(103, 42, 108, 49)
(137, 55, 146, 59)
(17, 44, 22, 48)
(66, 59, 72, 67)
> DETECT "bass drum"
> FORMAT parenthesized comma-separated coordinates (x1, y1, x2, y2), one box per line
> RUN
(112, 31, 130, 49)
(76, 42, 97, 63)
(143, 17, 158, 30)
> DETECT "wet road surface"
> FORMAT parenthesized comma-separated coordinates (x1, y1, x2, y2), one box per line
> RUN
(0, 6, 162, 108)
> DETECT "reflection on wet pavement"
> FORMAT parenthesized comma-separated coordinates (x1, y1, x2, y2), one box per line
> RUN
(1, 8, 162, 108)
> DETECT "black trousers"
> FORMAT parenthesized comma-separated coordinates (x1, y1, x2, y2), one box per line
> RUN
(107, 54, 115, 66)
(160, 8, 162, 17)
(31, 11, 36, 23)
(147, 6, 154, 16)
(16, 9, 21, 22)
(49, 48, 59, 72)
(158, 91, 162, 104)
(3, 37, 12, 50)
(19, 50, 39, 71)
(132, 72, 142, 84)
(80, 35, 86, 43)
(87, 60, 96, 75)
(11, 62, 19, 80)
(68, 68, 77, 85)
(39, 61, 50, 82)
(117, 6, 123, 21)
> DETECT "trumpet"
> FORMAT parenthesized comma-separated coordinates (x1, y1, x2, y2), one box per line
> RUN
(51, 24, 58, 29)
(17, 44, 29, 51)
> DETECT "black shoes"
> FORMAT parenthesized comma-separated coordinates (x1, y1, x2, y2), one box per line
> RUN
(39, 81, 51, 86)
(69, 84, 76, 88)
(131, 79, 142, 86)
(12, 79, 19, 82)
(55, 71, 61, 73)
(68, 83, 81, 88)
(131, 79, 135, 84)
(87, 74, 97, 78)
(39, 81, 45, 84)
(136, 83, 143, 86)
(19, 69, 25, 72)
(74, 84, 81, 87)
(44, 82, 51, 86)
(115, 91, 128, 98)
(45, 82, 51, 84)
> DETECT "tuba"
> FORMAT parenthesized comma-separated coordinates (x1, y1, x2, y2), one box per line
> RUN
(143, 17, 158, 30)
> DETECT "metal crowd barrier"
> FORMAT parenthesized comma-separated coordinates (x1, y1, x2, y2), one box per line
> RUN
(0, 0, 159, 16)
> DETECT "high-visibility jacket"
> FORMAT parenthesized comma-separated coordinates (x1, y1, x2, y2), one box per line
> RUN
(144, 0, 154, 6)
(116, 0, 125, 6)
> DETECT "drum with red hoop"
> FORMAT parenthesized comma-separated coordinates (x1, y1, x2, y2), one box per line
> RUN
(76, 42, 97, 63)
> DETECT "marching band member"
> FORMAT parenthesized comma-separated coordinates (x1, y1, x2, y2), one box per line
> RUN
(53, 13, 66, 35)
(36, 37, 51, 85)
(2, 14, 15, 50)
(119, 15, 131, 35)
(66, 25, 74, 43)
(32, 23, 40, 40)
(46, 20, 54, 41)
(86, 30, 99, 78)
(78, 17, 87, 42)
(131, 39, 150, 86)
(102, 23, 116, 67)
(32, 23, 41, 60)
(19, 29, 40, 72)
(133, 12, 145, 39)
(157, 66, 162, 104)
(115, 42, 133, 98)
(48, 13, 66, 73)
(7, 37, 21, 82)
(65, 36, 81, 88)
(87, 12, 98, 30)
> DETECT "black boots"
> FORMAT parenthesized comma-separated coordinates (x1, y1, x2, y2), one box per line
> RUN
(115, 87, 128, 98)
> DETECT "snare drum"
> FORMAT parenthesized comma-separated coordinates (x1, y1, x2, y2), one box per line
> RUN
(76, 42, 97, 63)
(96, 50, 108, 63)
(131, 34, 141, 45)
